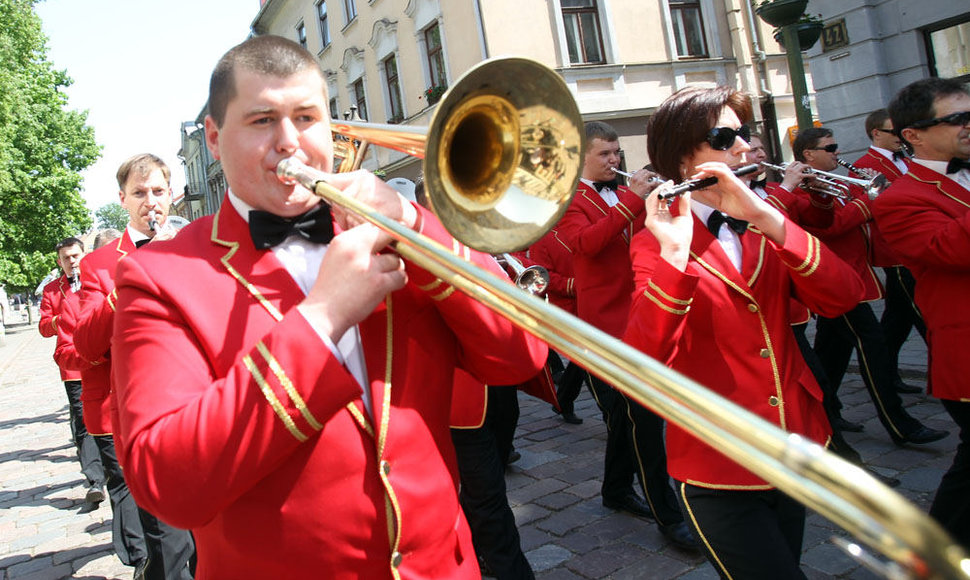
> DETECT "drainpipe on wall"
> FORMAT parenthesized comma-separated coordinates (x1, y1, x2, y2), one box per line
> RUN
(473, 0, 490, 60)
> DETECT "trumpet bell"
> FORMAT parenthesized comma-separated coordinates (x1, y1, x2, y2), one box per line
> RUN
(425, 58, 584, 253)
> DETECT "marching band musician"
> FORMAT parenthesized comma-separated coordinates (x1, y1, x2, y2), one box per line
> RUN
(556, 121, 697, 549)
(71, 153, 195, 579)
(527, 228, 585, 424)
(872, 77, 970, 547)
(852, 109, 926, 395)
(624, 85, 864, 579)
(39, 237, 106, 507)
(109, 35, 546, 579)
(790, 128, 947, 446)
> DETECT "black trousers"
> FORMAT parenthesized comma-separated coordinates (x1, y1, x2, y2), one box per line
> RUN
(63, 380, 104, 488)
(136, 508, 196, 580)
(678, 483, 808, 580)
(813, 303, 921, 441)
(586, 374, 682, 525)
(555, 359, 585, 415)
(791, 324, 859, 461)
(881, 266, 926, 374)
(93, 435, 148, 566)
(452, 387, 533, 580)
(930, 399, 970, 548)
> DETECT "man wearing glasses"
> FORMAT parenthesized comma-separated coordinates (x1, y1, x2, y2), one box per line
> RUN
(853, 110, 926, 397)
(872, 77, 970, 546)
(791, 128, 947, 447)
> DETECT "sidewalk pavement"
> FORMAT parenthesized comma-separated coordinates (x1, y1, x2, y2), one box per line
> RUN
(0, 315, 955, 579)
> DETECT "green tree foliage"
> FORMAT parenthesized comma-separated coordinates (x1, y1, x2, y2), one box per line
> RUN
(0, 0, 100, 292)
(95, 202, 129, 231)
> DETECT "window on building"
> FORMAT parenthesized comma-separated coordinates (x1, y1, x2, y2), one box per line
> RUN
(925, 16, 970, 84)
(352, 78, 367, 121)
(330, 96, 339, 119)
(343, 0, 357, 25)
(561, 0, 605, 64)
(297, 22, 307, 50)
(425, 23, 447, 89)
(317, 1, 331, 48)
(669, 0, 709, 57)
(384, 54, 404, 122)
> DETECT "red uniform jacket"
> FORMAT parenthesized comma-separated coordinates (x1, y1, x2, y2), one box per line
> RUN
(528, 228, 577, 315)
(111, 198, 547, 579)
(795, 184, 883, 302)
(556, 182, 645, 337)
(75, 232, 137, 435)
(853, 148, 906, 267)
(39, 275, 81, 381)
(872, 163, 970, 401)
(623, 215, 863, 487)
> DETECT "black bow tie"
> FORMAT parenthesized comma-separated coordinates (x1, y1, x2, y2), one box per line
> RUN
(592, 179, 618, 193)
(707, 211, 748, 237)
(135, 238, 151, 248)
(946, 158, 970, 175)
(67, 275, 80, 292)
(249, 203, 335, 250)
(892, 150, 905, 161)
(750, 178, 767, 190)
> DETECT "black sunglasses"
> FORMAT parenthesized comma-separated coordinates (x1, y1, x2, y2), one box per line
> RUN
(809, 143, 839, 153)
(706, 125, 751, 150)
(874, 128, 896, 135)
(908, 110, 970, 130)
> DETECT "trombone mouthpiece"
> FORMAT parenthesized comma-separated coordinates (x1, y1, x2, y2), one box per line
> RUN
(276, 157, 301, 185)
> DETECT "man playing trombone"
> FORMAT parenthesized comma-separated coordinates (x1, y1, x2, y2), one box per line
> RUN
(109, 35, 547, 579)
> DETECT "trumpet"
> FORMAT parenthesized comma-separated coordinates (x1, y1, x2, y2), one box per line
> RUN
(277, 56, 969, 578)
(496, 253, 550, 296)
(610, 167, 661, 183)
(837, 159, 890, 199)
(148, 209, 159, 233)
(760, 161, 888, 201)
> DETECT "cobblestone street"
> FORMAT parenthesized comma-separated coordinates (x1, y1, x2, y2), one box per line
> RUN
(0, 309, 955, 579)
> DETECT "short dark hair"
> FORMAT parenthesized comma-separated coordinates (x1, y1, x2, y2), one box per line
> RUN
(792, 127, 833, 161)
(888, 78, 969, 145)
(585, 121, 618, 147)
(864, 109, 890, 140)
(646, 86, 753, 183)
(116, 153, 170, 189)
(55, 237, 83, 253)
(209, 35, 325, 128)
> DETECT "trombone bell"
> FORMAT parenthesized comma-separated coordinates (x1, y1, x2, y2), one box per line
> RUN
(328, 58, 583, 254)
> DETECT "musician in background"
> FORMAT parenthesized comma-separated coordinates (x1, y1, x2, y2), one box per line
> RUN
(625, 85, 863, 578)
(74, 153, 195, 580)
(109, 35, 546, 578)
(792, 128, 946, 446)
(39, 237, 106, 506)
(527, 228, 584, 424)
(557, 121, 696, 549)
(853, 109, 925, 395)
(872, 77, 970, 546)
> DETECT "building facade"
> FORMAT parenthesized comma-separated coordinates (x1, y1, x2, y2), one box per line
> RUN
(248, 0, 812, 182)
(806, 0, 968, 161)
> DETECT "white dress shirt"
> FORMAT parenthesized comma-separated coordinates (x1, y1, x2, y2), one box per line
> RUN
(691, 200, 743, 273)
(227, 191, 371, 410)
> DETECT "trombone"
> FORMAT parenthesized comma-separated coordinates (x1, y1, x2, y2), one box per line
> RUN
(760, 161, 889, 201)
(278, 57, 969, 579)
